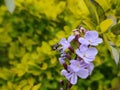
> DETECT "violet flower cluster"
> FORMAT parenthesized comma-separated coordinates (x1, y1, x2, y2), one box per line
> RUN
(54, 26, 103, 87)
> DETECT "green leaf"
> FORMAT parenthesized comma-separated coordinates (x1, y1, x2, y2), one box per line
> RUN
(32, 84, 41, 90)
(84, 0, 99, 25)
(22, 85, 32, 90)
(91, 0, 106, 22)
(4, 0, 15, 13)
(100, 19, 113, 33)
(81, 19, 96, 30)
(115, 8, 120, 17)
(67, 0, 90, 18)
(0, 0, 4, 6)
(91, 71, 104, 81)
(109, 41, 120, 65)
(111, 23, 120, 35)
(95, 0, 110, 12)
(111, 78, 120, 88)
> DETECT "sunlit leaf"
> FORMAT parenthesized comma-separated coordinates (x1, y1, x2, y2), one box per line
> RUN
(91, 0, 106, 22)
(4, 0, 15, 13)
(0, 33, 12, 43)
(41, 41, 51, 55)
(100, 19, 113, 33)
(0, 68, 9, 80)
(95, 0, 110, 12)
(22, 85, 32, 90)
(84, 0, 99, 24)
(111, 78, 120, 88)
(46, 72, 53, 80)
(40, 63, 48, 70)
(7, 81, 13, 89)
(81, 19, 96, 30)
(37, 0, 65, 20)
(67, 0, 89, 17)
(32, 84, 41, 90)
(50, 57, 57, 64)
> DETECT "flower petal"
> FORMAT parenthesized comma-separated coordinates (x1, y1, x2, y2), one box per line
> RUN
(70, 73, 78, 85)
(68, 35, 75, 42)
(59, 38, 67, 45)
(77, 69, 89, 79)
(59, 57, 65, 64)
(85, 31, 98, 41)
(59, 38, 70, 51)
(61, 69, 68, 76)
(79, 45, 88, 52)
(97, 38, 103, 43)
(86, 47, 98, 57)
(78, 37, 89, 45)
(76, 49, 84, 58)
(65, 72, 73, 81)
(84, 57, 95, 63)
(88, 63, 94, 75)
(92, 38, 103, 46)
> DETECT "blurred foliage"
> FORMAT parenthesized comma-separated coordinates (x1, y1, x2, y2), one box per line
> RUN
(0, 0, 120, 90)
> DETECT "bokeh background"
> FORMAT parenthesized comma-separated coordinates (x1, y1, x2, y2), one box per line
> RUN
(0, 0, 120, 90)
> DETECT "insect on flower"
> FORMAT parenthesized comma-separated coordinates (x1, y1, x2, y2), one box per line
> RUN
(52, 43, 60, 50)
(52, 43, 63, 52)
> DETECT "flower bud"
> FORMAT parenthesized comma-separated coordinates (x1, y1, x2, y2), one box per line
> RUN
(63, 63, 67, 70)
(69, 46, 74, 53)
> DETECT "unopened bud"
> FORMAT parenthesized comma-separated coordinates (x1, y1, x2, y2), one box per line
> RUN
(60, 80, 64, 86)
(73, 29, 79, 35)
(66, 54, 71, 60)
(69, 46, 74, 53)
(60, 88, 64, 90)
(75, 34, 80, 41)
(68, 81, 72, 88)
(63, 63, 67, 70)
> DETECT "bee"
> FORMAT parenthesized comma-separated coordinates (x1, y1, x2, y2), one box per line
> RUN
(52, 43, 60, 50)
(52, 43, 63, 52)
(76, 25, 87, 34)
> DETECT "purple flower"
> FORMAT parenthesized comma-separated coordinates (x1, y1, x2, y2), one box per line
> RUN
(59, 35, 75, 51)
(76, 45, 98, 63)
(61, 60, 89, 85)
(78, 31, 103, 46)
(70, 60, 94, 75)
(61, 69, 78, 85)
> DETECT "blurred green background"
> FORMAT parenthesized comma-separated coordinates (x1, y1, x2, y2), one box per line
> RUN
(0, 0, 120, 90)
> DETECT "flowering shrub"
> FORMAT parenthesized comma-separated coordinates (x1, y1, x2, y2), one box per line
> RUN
(54, 26, 103, 89)
(0, 0, 120, 90)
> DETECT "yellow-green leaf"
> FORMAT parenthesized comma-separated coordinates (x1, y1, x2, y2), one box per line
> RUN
(41, 63, 48, 70)
(95, 0, 110, 12)
(32, 84, 41, 90)
(100, 19, 113, 33)
(84, 0, 99, 24)
(22, 85, 32, 90)
(111, 78, 120, 88)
